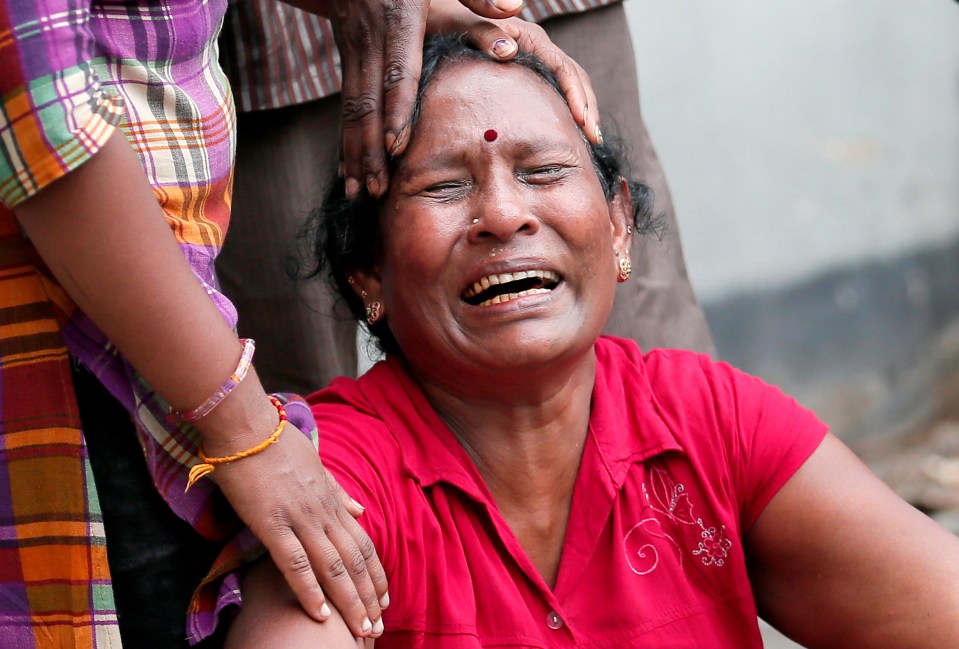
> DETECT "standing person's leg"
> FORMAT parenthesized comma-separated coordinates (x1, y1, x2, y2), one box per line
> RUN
(542, 3, 715, 355)
(217, 98, 357, 394)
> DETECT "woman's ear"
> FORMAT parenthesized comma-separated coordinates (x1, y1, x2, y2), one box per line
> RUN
(609, 177, 634, 254)
(346, 267, 387, 324)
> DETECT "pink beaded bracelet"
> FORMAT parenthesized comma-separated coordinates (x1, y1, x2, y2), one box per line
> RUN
(169, 338, 256, 423)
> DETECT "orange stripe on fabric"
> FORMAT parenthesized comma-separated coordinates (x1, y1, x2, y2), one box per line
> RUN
(13, 524, 103, 546)
(2, 426, 84, 450)
(0, 26, 15, 51)
(157, 173, 232, 246)
(0, 273, 62, 306)
(0, 348, 70, 370)
(18, 544, 96, 582)
(0, 258, 76, 315)
(0, 318, 59, 338)
(14, 520, 99, 543)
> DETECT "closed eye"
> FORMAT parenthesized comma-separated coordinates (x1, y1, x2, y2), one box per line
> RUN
(517, 164, 573, 185)
(420, 180, 472, 201)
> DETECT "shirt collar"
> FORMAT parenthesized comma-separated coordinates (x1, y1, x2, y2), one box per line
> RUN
(356, 337, 682, 499)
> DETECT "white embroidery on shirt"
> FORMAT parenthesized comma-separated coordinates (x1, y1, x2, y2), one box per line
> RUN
(623, 517, 683, 575)
(692, 524, 732, 567)
(623, 466, 732, 575)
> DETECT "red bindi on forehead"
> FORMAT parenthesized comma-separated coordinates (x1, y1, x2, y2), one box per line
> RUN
(483, 129, 498, 142)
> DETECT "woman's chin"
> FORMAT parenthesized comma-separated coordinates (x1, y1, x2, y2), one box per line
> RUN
(457, 324, 599, 377)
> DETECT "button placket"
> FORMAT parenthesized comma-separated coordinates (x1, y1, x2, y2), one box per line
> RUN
(546, 610, 564, 630)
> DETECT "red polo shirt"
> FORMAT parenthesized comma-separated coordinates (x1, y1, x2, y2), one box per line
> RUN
(310, 337, 827, 648)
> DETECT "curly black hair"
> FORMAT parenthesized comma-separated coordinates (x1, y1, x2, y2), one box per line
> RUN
(302, 33, 657, 358)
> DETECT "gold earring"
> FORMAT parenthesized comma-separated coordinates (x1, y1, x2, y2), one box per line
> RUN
(617, 254, 632, 282)
(365, 301, 382, 324)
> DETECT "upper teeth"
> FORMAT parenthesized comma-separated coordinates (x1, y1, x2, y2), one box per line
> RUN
(462, 269, 560, 299)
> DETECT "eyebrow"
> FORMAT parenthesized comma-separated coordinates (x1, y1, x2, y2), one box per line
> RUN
(397, 136, 582, 177)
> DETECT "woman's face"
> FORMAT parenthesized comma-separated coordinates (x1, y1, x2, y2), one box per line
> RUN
(360, 59, 631, 386)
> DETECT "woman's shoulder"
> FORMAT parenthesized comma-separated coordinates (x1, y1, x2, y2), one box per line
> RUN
(306, 360, 407, 468)
(595, 335, 819, 443)
(595, 335, 748, 400)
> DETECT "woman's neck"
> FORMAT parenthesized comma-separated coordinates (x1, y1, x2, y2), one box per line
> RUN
(414, 351, 597, 587)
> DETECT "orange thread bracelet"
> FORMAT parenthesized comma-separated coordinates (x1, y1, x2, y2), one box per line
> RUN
(185, 396, 288, 492)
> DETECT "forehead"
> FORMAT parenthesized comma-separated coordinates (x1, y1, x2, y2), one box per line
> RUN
(411, 58, 583, 147)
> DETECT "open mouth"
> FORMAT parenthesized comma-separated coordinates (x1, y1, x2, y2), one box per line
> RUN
(462, 270, 561, 307)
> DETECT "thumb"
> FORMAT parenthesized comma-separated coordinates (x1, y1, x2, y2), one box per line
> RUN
(458, 0, 525, 20)
(326, 468, 366, 518)
(463, 21, 519, 60)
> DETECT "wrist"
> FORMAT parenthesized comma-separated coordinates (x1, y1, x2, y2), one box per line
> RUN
(185, 395, 289, 491)
(190, 369, 280, 457)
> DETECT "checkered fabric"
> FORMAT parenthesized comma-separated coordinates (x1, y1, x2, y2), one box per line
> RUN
(221, 0, 620, 112)
(0, 1, 317, 646)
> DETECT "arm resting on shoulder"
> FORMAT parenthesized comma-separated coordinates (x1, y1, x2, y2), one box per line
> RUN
(14, 133, 387, 635)
(746, 433, 959, 647)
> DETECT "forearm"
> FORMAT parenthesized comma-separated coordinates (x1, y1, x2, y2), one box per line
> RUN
(13, 133, 275, 449)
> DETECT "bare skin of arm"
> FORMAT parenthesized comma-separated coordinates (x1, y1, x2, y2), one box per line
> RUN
(227, 558, 374, 649)
(13, 133, 388, 637)
(747, 433, 959, 647)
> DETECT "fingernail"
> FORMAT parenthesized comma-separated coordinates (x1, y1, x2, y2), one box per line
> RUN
(494, 0, 523, 11)
(361, 617, 373, 634)
(368, 172, 389, 197)
(379, 592, 390, 609)
(491, 38, 516, 58)
(319, 603, 331, 618)
(372, 618, 384, 635)
(345, 177, 360, 198)
(583, 104, 589, 122)
(351, 497, 365, 512)
(385, 131, 398, 156)
(595, 124, 604, 145)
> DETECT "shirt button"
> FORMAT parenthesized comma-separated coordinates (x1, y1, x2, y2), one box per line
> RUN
(546, 610, 564, 630)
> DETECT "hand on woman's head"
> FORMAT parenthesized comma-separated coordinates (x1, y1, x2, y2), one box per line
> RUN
(425, 0, 602, 145)
(327, 0, 603, 200)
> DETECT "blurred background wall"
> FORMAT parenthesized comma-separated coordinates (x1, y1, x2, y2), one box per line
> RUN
(623, 0, 959, 452)
(622, 4, 958, 644)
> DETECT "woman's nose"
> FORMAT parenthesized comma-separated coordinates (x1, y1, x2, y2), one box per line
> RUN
(468, 176, 540, 243)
